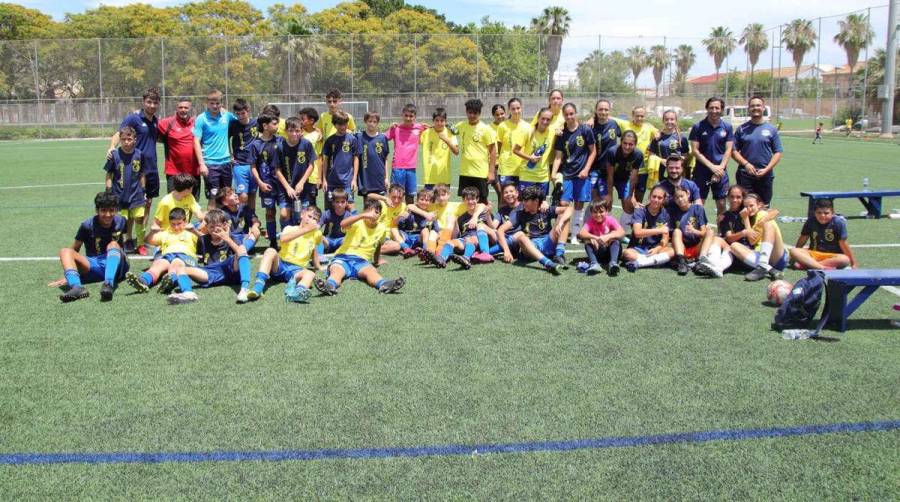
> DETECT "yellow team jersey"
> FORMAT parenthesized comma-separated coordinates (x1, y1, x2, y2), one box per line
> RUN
(455, 121, 497, 179)
(276, 118, 288, 140)
(156, 229, 198, 258)
(497, 119, 532, 177)
(749, 210, 782, 250)
(301, 128, 324, 184)
(279, 226, 323, 267)
(428, 201, 468, 231)
(517, 128, 554, 183)
(317, 112, 357, 141)
(379, 201, 407, 229)
(532, 109, 565, 134)
(154, 193, 202, 231)
(420, 128, 457, 185)
(336, 219, 389, 262)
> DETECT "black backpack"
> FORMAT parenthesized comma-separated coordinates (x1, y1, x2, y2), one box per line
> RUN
(773, 270, 828, 331)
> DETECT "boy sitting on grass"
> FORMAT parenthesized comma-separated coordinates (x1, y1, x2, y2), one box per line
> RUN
(789, 199, 857, 270)
(215, 186, 259, 238)
(152, 173, 204, 233)
(729, 193, 789, 281)
(422, 186, 493, 269)
(380, 189, 438, 258)
(577, 200, 625, 276)
(248, 205, 323, 303)
(496, 185, 573, 275)
(668, 185, 715, 276)
(126, 207, 200, 304)
(316, 188, 356, 259)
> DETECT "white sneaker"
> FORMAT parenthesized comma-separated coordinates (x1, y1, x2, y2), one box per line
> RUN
(710, 265, 724, 278)
(236, 288, 249, 304)
(167, 291, 199, 305)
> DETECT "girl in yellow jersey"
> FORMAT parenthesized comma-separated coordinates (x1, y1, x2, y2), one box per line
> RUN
(514, 107, 555, 199)
(728, 193, 789, 281)
(531, 89, 565, 134)
(494, 98, 532, 205)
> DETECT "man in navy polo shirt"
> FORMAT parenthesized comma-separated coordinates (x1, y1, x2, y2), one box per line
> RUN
(193, 89, 238, 210)
(689, 96, 733, 220)
(653, 154, 701, 214)
(107, 87, 160, 255)
(732, 96, 783, 205)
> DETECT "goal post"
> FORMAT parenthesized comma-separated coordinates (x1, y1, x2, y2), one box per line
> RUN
(267, 101, 370, 121)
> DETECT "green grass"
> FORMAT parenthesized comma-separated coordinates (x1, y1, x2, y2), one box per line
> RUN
(1, 137, 899, 497)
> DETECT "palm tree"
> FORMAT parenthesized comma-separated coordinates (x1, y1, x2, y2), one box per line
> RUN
(740, 23, 769, 97)
(531, 6, 571, 90)
(782, 18, 816, 99)
(834, 13, 874, 97)
(703, 26, 736, 83)
(673, 44, 696, 95)
(625, 46, 647, 93)
(648, 44, 669, 101)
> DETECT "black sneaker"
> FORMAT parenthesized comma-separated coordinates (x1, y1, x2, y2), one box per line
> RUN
(423, 250, 447, 268)
(546, 263, 563, 276)
(100, 282, 114, 302)
(744, 265, 770, 281)
(608, 263, 620, 277)
(59, 285, 89, 303)
(314, 278, 338, 296)
(378, 277, 406, 294)
(157, 274, 176, 295)
(676, 256, 689, 276)
(625, 261, 639, 273)
(552, 255, 569, 269)
(448, 254, 471, 270)
(767, 268, 784, 280)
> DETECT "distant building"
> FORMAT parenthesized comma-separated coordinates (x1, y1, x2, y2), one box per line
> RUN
(685, 61, 867, 96)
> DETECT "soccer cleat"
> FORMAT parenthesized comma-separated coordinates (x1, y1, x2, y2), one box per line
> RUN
(157, 274, 176, 295)
(401, 248, 418, 259)
(586, 263, 603, 276)
(125, 272, 149, 293)
(448, 254, 471, 270)
(378, 277, 406, 294)
(625, 261, 639, 273)
(710, 265, 724, 279)
(236, 288, 250, 304)
(284, 279, 297, 299)
(744, 265, 770, 281)
(100, 282, 114, 302)
(246, 289, 263, 301)
(59, 285, 89, 303)
(767, 268, 784, 280)
(314, 278, 338, 296)
(552, 255, 569, 269)
(471, 251, 495, 264)
(676, 257, 689, 276)
(608, 263, 620, 277)
(285, 287, 311, 303)
(167, 291, 198, 305)
(422, 250, 446, 268)
(694, 256, 713, 276)
(136, 245, 149, 256)
(546, 263, 563, 275)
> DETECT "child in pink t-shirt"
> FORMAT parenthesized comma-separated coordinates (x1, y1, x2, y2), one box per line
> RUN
(577, 200, 626, 276)
(386, 103, 428, 204)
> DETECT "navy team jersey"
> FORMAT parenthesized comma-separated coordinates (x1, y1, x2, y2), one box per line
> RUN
(319, 208, 357, 239)
(719, 210, 748, 246)
(689, 118, 734, 165)
(229, 118, 258, 165)
(323, 133, 361, 188)
(801, 216, 847, 254)
(456, 210, 489, 238)
(591, 120, 622, 172)
(75, 215, 127, 257)
(223, 204, 255, 234)
(553, 123, 595, 179)
(649, 132, 690, 159)
(198, 232, 245, 265)
(357, 132, 390, 194)
(248, 136, 285, 185)
(654, 178, 701, 212)
(119, 110, 158, 173)
(631, 206, 670, 248)
(104, 148, 145, 210)
(669, 203, 708, 235)
(494, 204, 521, 227)
(509, 206, 558, 238)
(606, 144, 644, 183)
(397, 211, 439, 234)
(734, 122, 783, 178)
(282, 138, 317, 187)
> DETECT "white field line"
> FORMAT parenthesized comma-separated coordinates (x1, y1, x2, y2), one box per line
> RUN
(0, 182, 103, 190)
(882, 286, 900, 298)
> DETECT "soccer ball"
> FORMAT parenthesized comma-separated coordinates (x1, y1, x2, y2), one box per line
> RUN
(767, 280, 793, 306)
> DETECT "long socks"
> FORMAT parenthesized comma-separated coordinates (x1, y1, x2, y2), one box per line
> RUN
(103, 249, 123, 285)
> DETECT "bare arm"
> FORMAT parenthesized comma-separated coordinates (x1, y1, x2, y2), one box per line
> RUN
(839, 239, 858, 268)
(279, 220, 319, 243)
(193, 136, 207, 176)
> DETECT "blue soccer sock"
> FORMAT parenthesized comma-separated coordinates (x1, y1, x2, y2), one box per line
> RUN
(242, 238, 256, 253)
(488, 244, 501, 254)
(140, 271, 154, 286)
(326, 278, 339, 290)
(280, 217, 291, 232)
(253, 272, 269, 295)
(176, 274, 193, 293)
(556, 243, 566, 257)
(608, 240, 622, 265)
(539, 256, 553, 267)
(584, 243, 599, 265)
(375, 279, 386, 289)
(463, 241, 476, 258)
(103, 249, 123, 285)
(476, 231, 490, 253)
(237, 255, 251, 289)
(266, 220, 277, 243)
(439, 243, 454, 260)
(64, 268, 82, 288)
(316, 242, 326, 257)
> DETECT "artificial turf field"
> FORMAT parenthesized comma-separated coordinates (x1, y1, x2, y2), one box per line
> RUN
(0, 134, 899, 498)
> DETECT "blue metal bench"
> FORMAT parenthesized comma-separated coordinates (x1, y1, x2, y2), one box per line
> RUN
(822, 269, 900, 332)
(800, 190, 900, 218)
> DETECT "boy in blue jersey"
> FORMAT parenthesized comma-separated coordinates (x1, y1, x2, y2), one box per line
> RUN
(551, 103, 596, 241)
(496, 185, 573, 274)
(621, 186, 674, 272)
(689, 96, 734, 219)
(422, 187, 494, 269)
(228, 98, 259, 209)
(357, 111, 390, 197)
(316, 188, 356, 258)
(668, 186, 715, 275)
(789, 199, 857, 270)
(248, 205, 323, 303)
(104, 126, 145, 252)
(653, 155, 701, 214)
(51, 191, 129, 302)
(193, 89, 238, 210)
(248, 113, 286, 248)
(322, 111, 361, 208)
(280, 116, 318, 225)
(126, 207, 200, 296)
(732, 96, 783, 205)
(215, 187, 259, 237)
(381, 189, 438, 258)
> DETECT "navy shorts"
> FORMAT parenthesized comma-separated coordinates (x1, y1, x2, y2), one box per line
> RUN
(200, 261, 240, 288)
(204, 162, 233, 200)
(497, 175, 519, 188)
(144, 170, 160, 199)
(530, 235, 557, 257)
(300, 182, 319, 207)
(260, 187, 290, 209)
(736, 170, 774, 205)
(160, 252, 197, 267)
(458, 176, 489, 203)
(273, 260, 305, 283)
(322, 236, 344, 254)
(83, 255, 129, 284)
(517, 181, 550, 198)
(692, 167, 730, 201)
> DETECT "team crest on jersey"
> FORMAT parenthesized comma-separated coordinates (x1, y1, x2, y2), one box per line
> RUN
(576, 136, 585, 147)
(132, 159, 141, 173)
(761, 129, 771, 137)
(298, 152, 307, 163)
(824, 229, 834, 242)
(719, 130, 727, 138)
(342, 141, 351, 153)
(668, 139, 678, 150)
(375, 143, 384, 154)
(250, 127, 258, 137)
(608, 130, 617, 141)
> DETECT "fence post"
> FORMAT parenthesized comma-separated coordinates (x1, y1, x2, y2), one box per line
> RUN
(160, 38, 166, 105)
(537, 34, 542, 93)
(287, 36, 293, 99)
(769, 29, 776, 107)
(476, 33, 480, 96)
(815, 17, 822, 123)
(860, 7, 871, 129)
(350, 34, 354, 99)
(597, 35, 602, 97)
(414, 34, 418, 102)
(223, 36, 230, 105)
(724, 52, 730, 103)
(776, 24, 783, 120)
(97, 39, 104, 127)
(32, 40, 41, 139)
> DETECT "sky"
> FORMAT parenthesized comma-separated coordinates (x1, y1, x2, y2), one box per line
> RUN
(18, 0, 892, 86)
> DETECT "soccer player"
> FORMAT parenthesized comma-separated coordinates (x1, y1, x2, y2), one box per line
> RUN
(613, 106, 659, 202)
(456, 99, 498, 203)
(104, 126, 145, 253)
(282, 116, 318, 225)
(551, 102, 596, 242)
(602, 130, 643, 214)
(729, 193, 788, 281)
(649, 110, 691, 180)
(732, 96, 783, 206)
(181, 209, 257, 303)
(158, 98, 200, 199)
(424, 183, 470, 253)
(495, 98, 530, 206)
(358, 111, 391, 198)
(422, 186, 494, 269)
(488, 182, 522, 259)
(386, 104, 426, 204)
(653, 154, 702, 214)
(589, 99, 623, 198)
(322, 111, 361, 207)
(719, 185, 750, 248)
(789, 199, 857, 270)
(577, 200, 625, 276)
(298, 107, 324, 208)
(690, 97, 734, 219)
(420, 107, 458, 190)
(248, 114, 286, 248)
(317, 88, 357, 140)
(215, 186, 259, 237)
(52, 191, 129, 302)
(668, 186, 715, 276)
(531, 89, 565, 134)
(248, 205, 323, 303)
(317, 188, 356, 257)
(513, 107, 555, 198)
(381, 189, 437, 257)
(108, 87, 160, 255)
(126, 207, 200, 300)
(496, 185, 573, 274)
(314, 198, 406, 295)
(261, 104, 288, 140)
(813, 122, 823, 144)
(193, 89, 238, 210)
(621, 186, 674, 272)
(152, 173, 204, 233)
(228, 98, 259, 209)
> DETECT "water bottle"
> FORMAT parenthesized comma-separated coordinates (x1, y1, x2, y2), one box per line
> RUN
(781, 329, 814, 340)
(862, 177, 869, 191)
(526, 144, 546, 169)
(294, 198, 302, 215)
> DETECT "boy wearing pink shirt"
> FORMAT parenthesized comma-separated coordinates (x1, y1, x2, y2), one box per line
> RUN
(577, 200, 626, 276)
(386, 103, 428, 204)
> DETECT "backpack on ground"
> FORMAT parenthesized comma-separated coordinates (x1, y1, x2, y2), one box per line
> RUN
(772, 270, 828, 332)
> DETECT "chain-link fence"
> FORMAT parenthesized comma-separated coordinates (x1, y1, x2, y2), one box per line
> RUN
(0, 6, 893, 138)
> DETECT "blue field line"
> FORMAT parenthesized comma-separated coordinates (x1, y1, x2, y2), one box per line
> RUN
(1, 419, 898, 466)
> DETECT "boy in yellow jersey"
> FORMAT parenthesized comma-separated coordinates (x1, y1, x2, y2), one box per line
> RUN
(152, 173, 205, 233)
(420, 107, 458, 189)
(495, 98, 531, 206)
(367, 183, 407, 228)
(314, 198, 405, 295)
(125, 207, 200, 303)
(247, 205, 323, 303)
(455, 99, 497, 204)
(297, 107, 324, 208)
(422, 183, 467, 253)
(317, 88, 357, 140)
(514, 107, 555, 199)
(613, 106, 660, 202)
(531, 89, 565, 135)
(728, 193, 788, 281)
